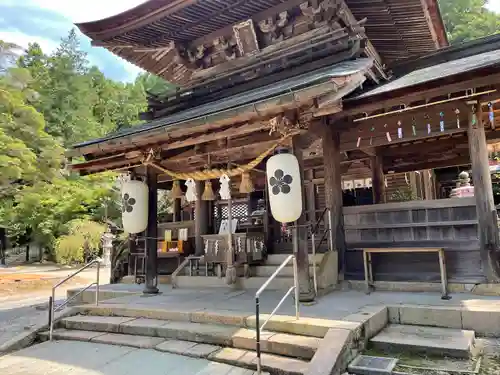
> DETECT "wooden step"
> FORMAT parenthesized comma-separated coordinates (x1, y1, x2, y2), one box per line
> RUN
(370, 324, 476, 358)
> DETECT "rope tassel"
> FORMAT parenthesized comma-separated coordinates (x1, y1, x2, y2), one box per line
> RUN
(239, 172, 255, 194)
(202, 181, 216, 201)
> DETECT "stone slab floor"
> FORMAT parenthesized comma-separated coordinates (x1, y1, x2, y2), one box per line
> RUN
(0, 340, 257, 375)
(86, 284, 500, 320)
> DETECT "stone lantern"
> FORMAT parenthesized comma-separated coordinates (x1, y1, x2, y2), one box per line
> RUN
(101, 228, 115, 267)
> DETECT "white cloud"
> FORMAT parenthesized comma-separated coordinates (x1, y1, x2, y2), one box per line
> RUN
(486, 0, 500, 13)
(21, 0, 149, 23)
(0, 31, 58, 52)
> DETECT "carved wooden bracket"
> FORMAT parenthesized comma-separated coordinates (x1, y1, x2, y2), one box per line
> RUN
(258, 11, 289, 43)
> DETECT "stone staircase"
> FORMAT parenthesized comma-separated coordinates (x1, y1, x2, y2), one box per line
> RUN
(369, 324, 477, 358)
(174, 253, 329, 291)
(39, 304, 333, 375)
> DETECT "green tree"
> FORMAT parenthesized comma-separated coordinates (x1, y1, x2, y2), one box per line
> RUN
(0, 64, 63, 193)
(439, 0, 500, 44)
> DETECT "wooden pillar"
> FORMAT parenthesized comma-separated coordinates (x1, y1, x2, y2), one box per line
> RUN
(468, 103, 500, 282)
(370, 150, 385, 204)
(194, 181, 209, 256)
(173, 198, 182, 222)
(423, 170, 434, 200)
(322, 123, 347, 271)
(293, 137, 315, 302)
(144, 167, 159, 294)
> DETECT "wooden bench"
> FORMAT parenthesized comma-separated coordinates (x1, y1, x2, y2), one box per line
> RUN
(362, 247, 449, 299)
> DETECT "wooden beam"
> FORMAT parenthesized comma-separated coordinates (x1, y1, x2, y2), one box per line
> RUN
(143, 167, 159, 294)
(371, 150, 385, 204)
(292, 135, 315, 302)
(321, 121, 346, 273)
(468, 103, 500, 282)
(342, 72, 500, 117)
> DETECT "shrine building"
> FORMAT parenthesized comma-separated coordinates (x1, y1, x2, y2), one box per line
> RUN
(69, 0, 500, 300)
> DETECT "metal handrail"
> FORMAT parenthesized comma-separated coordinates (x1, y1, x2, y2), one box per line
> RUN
(48, 259, 101, 341)
(255, 254, 298, 375)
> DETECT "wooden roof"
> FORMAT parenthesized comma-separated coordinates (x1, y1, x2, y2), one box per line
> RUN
(76, 0, 447, 87)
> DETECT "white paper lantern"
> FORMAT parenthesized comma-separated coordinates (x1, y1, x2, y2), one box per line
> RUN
(266, 152, 303, 223)
(121, 180, 148, 234)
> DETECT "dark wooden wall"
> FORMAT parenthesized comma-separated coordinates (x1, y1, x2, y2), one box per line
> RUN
(343, 198, 485, 283)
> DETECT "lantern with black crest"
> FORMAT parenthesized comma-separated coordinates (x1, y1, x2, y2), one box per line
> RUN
(266, 148, 303, 223)
(121, 180, 148, 234)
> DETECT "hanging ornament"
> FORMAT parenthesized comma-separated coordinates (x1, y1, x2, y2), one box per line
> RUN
(171, 180, 183, 198)
(219, 174, 231, 200)
(266, 151, 303, 223)
(411, 118, 417, 136)
(488, 102, 495, 129)
(405, 173, 409, 185)
(121, 180, 148, 234)
(425, 113, 431, 134)
(185, 178, 197, 202)
(397, 120, 403, 139)
(384, 177, 388, 188)
(356, 136, 361, 148)
(455, 108, 461, 128)
(472, 106, 477, 126)
(439, 112, 445, 132)
(384, 124, 392, 142)
(239, 172, 255, 194)
(202, 181, 216, 201)
(370, 126, 375, 145)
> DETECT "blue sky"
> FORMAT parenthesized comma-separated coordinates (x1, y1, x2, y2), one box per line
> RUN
(0, 0, 147, 82)
(1, 0, 499, 82)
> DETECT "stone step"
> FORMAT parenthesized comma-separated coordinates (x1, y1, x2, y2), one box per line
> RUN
(265, 254, 324, 266)
(39, 330, 297, 374)
(59, 315, 319, 359)
(254, 265, 319, 278)
(210, 347, 309, 375)
(174, 275, 294, 290)
(74, 304, 335, 338)
(370, 324, 476, 358)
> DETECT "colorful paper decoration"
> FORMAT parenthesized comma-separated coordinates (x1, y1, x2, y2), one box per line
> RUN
(384, 123, 392, 142)
(439, 112, 445, 132)
(397, 120, 403, 139)
(412, 117, 417, 136)
(488, 102, 495, 129)
(455, 108, 461, 128)
(370, 126, 375, 145)
(472, 106, 477, 125)
(425, 113, 431, 134)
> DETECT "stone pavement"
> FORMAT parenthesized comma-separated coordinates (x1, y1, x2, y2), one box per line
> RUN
(85, 284, 500, 320)
(0, 340, 260, 375)
(0, 268, 109, 350)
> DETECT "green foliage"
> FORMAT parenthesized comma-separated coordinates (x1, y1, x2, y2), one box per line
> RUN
(0, 29, 150, 262)
(4, 174, 116, 250)
(0, 67, 63, 192)
(54, 219, 106, 264)
(439, 0, 500, 44)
